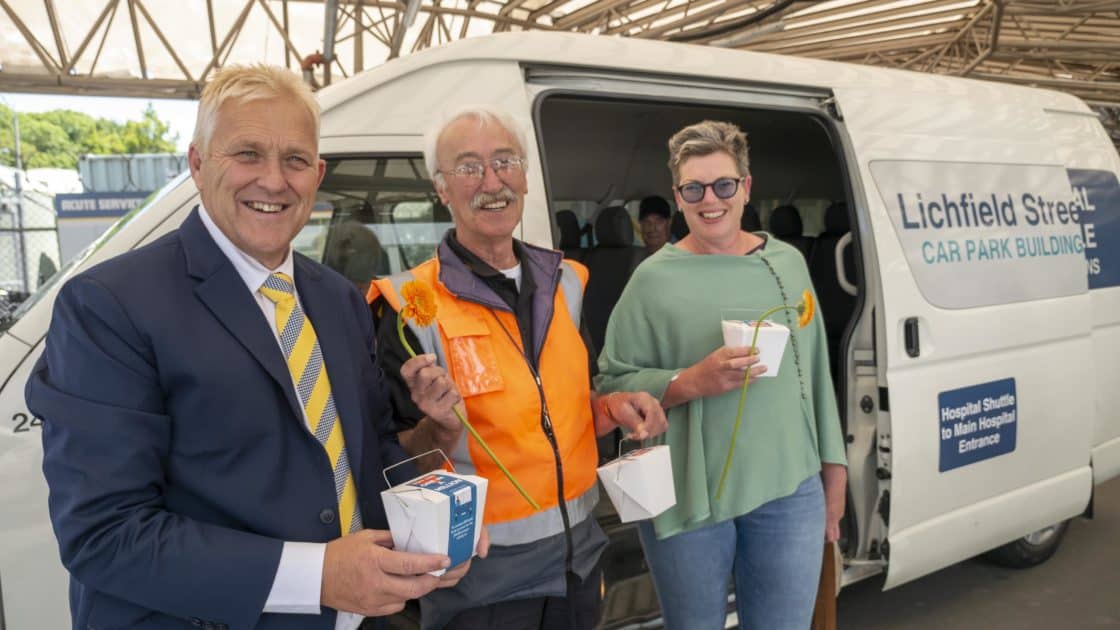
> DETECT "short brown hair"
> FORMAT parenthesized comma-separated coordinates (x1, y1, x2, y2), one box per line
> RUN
(667, 120, 750, 185)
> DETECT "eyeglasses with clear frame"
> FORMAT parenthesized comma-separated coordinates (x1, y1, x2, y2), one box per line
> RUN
(676, 177, 743, 203)
(439, 156, 526, 181)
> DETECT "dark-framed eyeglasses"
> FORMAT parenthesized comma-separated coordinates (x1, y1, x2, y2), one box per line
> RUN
(676, 177, 743, 203)
(440, 156, 526, 181)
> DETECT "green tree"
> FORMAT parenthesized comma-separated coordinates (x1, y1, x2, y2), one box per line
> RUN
(0, 103, 179, 169)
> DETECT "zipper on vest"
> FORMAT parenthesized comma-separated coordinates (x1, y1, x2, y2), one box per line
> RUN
(488, 309, 576, 578)
(532, 372, 575, 578)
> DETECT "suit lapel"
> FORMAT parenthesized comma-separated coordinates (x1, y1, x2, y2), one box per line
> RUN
(296, 256, 366, 487)
(180, 208, 305, 423)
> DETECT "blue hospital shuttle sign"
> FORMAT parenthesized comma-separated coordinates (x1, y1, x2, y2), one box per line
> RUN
(939, 378, 1017, 472)
(1068, 168, 1120, 290)
(870, 161, 1089, 309)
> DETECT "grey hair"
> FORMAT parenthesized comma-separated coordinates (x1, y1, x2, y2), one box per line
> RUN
(667, 120, 750, 185)
(423, 105, 529, 189)
(192, 64, 319, 157)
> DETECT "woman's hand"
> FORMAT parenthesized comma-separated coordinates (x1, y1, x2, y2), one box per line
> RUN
(662, 346, 766, 407)
(821, 463, 847, 543)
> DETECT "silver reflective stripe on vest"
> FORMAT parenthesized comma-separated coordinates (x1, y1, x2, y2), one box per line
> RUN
(558, 262, 583, 327)
(489, 485, 599, 546)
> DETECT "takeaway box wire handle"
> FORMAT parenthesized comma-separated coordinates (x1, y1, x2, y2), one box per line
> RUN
(383, 448, 456, 489)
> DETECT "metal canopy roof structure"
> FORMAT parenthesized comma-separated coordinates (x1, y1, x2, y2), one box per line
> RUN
(1, 0, 1118, 139)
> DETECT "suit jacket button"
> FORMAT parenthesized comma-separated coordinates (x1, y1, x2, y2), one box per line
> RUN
(189, 618, 203, 627)
(320, 508, 336, 525)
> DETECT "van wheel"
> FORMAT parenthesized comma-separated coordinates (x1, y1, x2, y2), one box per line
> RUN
(983, 521, 1069, 568)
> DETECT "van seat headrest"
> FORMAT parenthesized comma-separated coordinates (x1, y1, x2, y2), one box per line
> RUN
(595, 206, 635, 247)
(769, 205, 803, 237)
(556, 210, 582, 249)
(823, 202, 849, 235)
(741, 204, 761, 231)
(670, 211, 690, 240)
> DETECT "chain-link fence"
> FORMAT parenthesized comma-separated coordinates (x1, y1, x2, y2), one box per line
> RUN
(0, 226, 59, 293)
(1, 181, 61, 299)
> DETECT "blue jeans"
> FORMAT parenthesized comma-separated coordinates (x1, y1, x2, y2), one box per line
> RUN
(637, 475, 825, 630)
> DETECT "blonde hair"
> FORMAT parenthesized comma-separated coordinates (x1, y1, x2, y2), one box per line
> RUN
(423, 105, 528, 189)
(192, 64, 319, 155)
(667, 120, 750, 185)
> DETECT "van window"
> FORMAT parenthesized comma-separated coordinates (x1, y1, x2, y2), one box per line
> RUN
(306, 155, 450, 294)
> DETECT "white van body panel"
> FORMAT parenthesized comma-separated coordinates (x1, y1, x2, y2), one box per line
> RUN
(1045, 108, 1120, 484)
(832, 83, 1098, 587)
(0, 32, 1116, 623)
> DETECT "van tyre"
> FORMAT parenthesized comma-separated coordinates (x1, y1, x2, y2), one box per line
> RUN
(984, 521, 1069, 568)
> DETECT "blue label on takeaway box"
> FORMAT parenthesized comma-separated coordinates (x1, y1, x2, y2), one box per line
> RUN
(409, 473, 477, 566)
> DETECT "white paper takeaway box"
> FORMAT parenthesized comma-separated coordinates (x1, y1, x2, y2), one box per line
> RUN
(597, 445, 676, 523)
(721, 319, 790, 377)
(381, 471, 488, 576)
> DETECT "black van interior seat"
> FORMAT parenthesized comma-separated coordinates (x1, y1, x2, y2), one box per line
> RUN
(556, 209, 585, 262)
(769, 204, 812, 259)
(670, 211, 690, 240)
(582, 205, 648, 354)
(808, 201, 857, 376)
(741, 204, 761, 231)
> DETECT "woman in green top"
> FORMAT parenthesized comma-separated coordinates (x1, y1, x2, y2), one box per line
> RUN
(596, 120, 848, 629)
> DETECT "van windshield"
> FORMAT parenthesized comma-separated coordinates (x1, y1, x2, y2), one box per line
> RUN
(0, 187, 162, 335)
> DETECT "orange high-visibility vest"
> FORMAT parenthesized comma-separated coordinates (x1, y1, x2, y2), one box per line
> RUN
(369, 254, 598, 546)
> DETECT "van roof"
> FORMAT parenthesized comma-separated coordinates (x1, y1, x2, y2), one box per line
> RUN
(317, 31, 1089, 117)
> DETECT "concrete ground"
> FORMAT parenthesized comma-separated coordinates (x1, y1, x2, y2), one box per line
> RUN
(837, 477, 1120, 629)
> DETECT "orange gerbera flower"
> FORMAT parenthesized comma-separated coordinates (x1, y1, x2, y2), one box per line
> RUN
(797, 289, 815, 328)
(399, 280, 437, 327)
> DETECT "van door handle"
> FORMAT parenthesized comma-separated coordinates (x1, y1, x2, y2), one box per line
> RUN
(904, 318, 920, 357)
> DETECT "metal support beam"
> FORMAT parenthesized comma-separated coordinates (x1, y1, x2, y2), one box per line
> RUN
(64, 0, 119, 74)
(133, 0, 195, 81)
(0, 0, 61, 71)
(43, 0, 69, 68)
(126, 0, 148, 79)
(200, 0, 257, 81)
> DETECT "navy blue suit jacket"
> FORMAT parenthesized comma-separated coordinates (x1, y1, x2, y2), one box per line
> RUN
(27, 208, 409, 630)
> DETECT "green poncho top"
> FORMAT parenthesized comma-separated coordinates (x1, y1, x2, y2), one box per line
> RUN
(595, 236, 847, 539)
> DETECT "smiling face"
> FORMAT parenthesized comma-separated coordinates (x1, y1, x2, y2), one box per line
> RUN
(673, 151, 752, 252)
(188, 96, 325, 269)
(434, 115, 528, 253)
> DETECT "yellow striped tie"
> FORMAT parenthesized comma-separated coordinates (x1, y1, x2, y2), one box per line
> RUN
(260, 272, 361, 535)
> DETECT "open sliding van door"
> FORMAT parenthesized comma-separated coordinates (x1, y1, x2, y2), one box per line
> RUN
(831, 84, 1096, 588)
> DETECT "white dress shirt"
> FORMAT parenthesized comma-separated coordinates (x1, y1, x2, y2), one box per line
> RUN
(199, 206, 363, 630)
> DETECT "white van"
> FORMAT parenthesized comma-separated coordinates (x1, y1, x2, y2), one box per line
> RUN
(1, 31, 1117, 629)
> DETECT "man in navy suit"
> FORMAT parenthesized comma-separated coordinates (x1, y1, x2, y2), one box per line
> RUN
(27, 65, 480, 630)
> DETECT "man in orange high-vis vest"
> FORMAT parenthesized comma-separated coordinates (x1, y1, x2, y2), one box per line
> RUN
(367, 106, 668, 630)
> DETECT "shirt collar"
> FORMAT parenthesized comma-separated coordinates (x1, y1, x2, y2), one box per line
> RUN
(198, 204, 295, 294)
(445, 228, 526, 276)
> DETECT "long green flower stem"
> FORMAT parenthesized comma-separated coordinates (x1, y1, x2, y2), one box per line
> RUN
(715, 304, 800, 501)
(397, 316, 541, 511)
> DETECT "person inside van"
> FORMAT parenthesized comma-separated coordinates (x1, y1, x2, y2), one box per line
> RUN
(367, 105, 668, 630)
(595, 120, 848, 629)
(27, 64, 481, 630)
(638, 195, 672, 254)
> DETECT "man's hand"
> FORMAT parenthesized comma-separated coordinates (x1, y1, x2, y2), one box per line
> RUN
(321, 530, 448, 616)
(400, 354, 464, 442)
(821, 463, 847, 543)
(597, 391, 668, 440)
